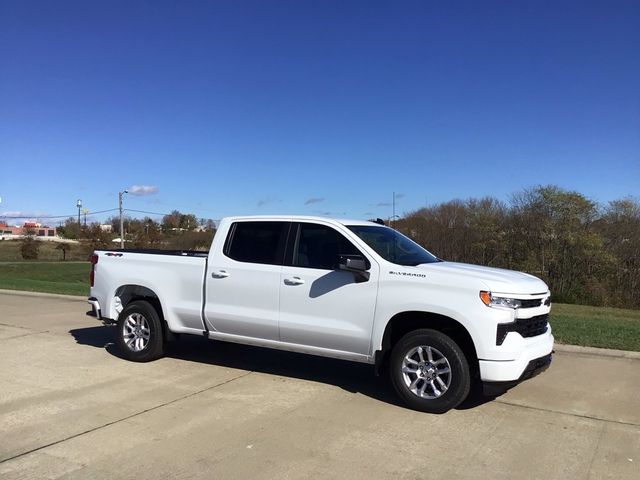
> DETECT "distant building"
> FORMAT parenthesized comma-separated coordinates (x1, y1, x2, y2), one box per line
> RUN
(100, 224, 113, 232)
(0, 221, 56, 237)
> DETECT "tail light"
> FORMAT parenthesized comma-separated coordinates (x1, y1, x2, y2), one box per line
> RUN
(90, 254, 98, 287)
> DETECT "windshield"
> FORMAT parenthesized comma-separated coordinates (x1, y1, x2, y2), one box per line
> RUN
(347, 225, 440, 266)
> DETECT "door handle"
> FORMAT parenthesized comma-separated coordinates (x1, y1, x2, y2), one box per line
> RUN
(284, 276, 305, 286)
(211, 270, 230, 279)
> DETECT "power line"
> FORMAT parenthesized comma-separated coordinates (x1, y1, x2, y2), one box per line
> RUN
(0, 208, 119, 220)
(124, 209, 220, 222)
(1, 208, 220, 222)
(123, 208, 174, 217)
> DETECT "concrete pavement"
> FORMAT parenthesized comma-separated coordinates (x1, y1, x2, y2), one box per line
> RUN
(0, 293, 638, 479)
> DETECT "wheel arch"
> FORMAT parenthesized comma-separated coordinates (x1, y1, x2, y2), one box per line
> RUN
(114, 284, 176, 341)
(375, 311, 479, 378)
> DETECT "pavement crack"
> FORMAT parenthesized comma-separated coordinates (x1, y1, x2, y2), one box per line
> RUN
(0, 370, 253, 465)
(1, 331, 50, 341)
(0, 322, 37, 331)
(494, 399, 639, 427)
(453, 412, 505, 475)
(586, 423, 606, 480)
(0, 322, 49, 340)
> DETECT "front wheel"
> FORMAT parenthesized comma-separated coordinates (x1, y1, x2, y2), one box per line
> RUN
(116, 300, 165, 362)
(390, 329, 470, 413)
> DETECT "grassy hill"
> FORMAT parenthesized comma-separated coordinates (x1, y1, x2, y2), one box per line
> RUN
(0, 239, 88, 262)
(0, 262, 90, 296)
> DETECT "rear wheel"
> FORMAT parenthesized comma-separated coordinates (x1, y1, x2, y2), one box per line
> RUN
(390, 329, 470, 413)
(116, 300, 165, 362)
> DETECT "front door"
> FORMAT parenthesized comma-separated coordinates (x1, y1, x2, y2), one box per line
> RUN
(278, 222, 379, 355)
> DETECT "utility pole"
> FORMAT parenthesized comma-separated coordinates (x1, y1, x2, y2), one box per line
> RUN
(76, 199, 82, 226)
(82, 209, 89, 226)
(392, 192, 396, 229)
(118, 190, 128, 248)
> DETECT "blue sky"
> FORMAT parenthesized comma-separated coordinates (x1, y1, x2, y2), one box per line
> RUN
(1, 0, 639, 225)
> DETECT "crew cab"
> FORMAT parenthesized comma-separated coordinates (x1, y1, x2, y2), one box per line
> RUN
(87, 216, 554, 413)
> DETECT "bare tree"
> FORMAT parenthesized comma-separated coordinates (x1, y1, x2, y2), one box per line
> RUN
(397, 186, 638, 308)
(55, 242, 71, 261)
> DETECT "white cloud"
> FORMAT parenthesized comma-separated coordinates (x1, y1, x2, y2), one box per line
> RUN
(0, 211, 50, 227)
(0, 211, 46, 219)
(305, 197, 325, 205)
(1, 211, 28, 217)
(129, 185, 158, 196)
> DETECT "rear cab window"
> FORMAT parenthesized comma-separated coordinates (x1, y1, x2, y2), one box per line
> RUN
(224, 221, 289, 265)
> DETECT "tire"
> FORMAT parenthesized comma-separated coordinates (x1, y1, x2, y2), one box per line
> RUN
(116, 300, 165, 362)
(389, 329, 470, 413)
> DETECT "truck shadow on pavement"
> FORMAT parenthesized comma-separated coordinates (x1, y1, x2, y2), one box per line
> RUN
(69, 325, 494, 412)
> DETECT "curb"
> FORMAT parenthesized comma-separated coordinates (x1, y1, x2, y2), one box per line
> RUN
(0, 289, 87, 302)
(554, 342, 640, 360)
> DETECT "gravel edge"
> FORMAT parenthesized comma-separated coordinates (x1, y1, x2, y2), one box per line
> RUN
(554, 342, 640, 360)
(0, 288, 87, 302)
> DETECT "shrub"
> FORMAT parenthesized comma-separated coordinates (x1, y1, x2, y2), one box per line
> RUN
(21, 237, 40, 260)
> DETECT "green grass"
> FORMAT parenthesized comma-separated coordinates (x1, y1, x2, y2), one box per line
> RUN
(0, 262, 90, 296)
(0, 239, 88, 262)
(551, 303, 640, 352)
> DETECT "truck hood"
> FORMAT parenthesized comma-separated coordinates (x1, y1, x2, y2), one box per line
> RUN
(419, 261, 549, 295)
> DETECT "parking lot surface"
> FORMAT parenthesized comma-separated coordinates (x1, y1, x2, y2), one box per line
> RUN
(1, 292, 639, 479)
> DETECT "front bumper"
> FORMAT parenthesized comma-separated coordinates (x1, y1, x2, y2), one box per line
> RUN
(478, 327, 554, 382)
(482, 353, 552, 396)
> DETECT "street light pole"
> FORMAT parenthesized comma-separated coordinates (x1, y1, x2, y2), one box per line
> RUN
(118, 190, 128, 248)
(76, 199, 82, 226)
(392, 192, 396, 229)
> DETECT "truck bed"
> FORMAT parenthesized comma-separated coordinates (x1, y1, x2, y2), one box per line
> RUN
(104, 249, 209, 257)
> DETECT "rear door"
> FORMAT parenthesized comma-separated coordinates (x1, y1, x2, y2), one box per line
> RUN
(278, 222, 379, 355)
(204, 220, 289, 341)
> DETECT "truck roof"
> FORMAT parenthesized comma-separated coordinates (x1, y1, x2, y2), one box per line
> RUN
(221, 215, 384, 227)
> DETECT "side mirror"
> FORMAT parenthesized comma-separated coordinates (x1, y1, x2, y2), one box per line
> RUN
(338, 255, 370, 282)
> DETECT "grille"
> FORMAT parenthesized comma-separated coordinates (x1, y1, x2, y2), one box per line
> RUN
(518, 297, 551, 308)
(496, 314, 549, 345)
(520, 298, 543, 308)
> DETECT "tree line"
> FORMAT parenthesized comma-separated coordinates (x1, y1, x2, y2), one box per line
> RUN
(393, 185, 640, 309)
(51, 210, 217, 255)
(21, 189, 639, 309)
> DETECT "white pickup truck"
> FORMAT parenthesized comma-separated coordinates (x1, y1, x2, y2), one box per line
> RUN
(87, 216, 553, 413)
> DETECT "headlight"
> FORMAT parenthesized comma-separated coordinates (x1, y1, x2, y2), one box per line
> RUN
(479, 291, 522, 309)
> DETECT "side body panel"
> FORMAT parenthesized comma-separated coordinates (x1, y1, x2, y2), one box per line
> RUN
(370, 264, 553, 367)
(90, 252, 207, 334)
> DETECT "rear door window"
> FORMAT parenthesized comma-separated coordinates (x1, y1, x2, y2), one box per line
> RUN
(224, 221, 289, 265)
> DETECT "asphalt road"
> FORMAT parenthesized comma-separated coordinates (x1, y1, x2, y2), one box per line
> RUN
(1, 292, 639, 479)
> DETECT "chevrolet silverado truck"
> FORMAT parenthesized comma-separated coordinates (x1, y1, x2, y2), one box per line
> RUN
(87, 216, 553, 413)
